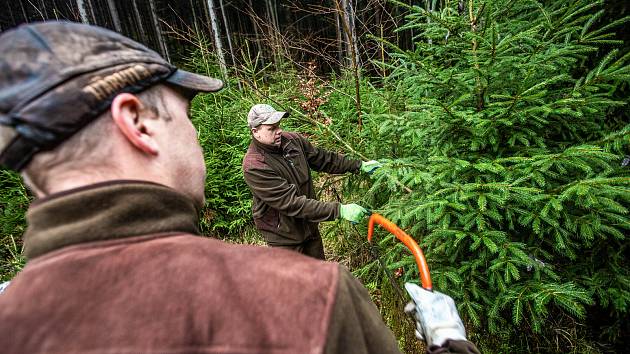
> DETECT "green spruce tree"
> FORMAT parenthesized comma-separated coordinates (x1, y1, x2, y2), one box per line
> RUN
(362, 0, 630, 351)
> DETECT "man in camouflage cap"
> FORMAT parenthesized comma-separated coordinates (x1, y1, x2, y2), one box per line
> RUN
(0, 21, 480, 354)
(0, 21, 404, 354)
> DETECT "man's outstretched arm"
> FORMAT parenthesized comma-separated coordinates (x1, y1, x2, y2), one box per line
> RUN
(244, 166, 340, 221)
(292, 133, 362, 174)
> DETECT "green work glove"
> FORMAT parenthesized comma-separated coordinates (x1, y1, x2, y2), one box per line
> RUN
(361, 160, 382, 175)
(339, 204, 370, 223)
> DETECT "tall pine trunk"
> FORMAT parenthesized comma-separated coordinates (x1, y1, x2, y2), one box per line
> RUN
(218, 0, 240, 89)
(132, 0, 148, 44)
(265, 0, 282, 67)
(106, 0, 122, 32)
(76, 0, 90, 24)
(207, 0, 228, 79)
(149, 0, 170, 62)
(189, 0, 201, 34)
(335, 7, 344, 65)
(336, 0, 362, 128)
(247, 0, 264, 62)
(218, 0, 236, 66)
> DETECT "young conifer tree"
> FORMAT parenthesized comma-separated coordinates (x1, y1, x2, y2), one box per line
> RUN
(366, 0, 630, 350)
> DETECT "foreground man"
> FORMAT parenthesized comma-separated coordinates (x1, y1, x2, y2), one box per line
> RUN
(243, 104, 379, 259)
(0, 21, 478, 354)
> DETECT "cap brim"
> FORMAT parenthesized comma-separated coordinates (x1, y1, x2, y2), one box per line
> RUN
(165, 69, 224, 93)
(261, 111, 289, 125)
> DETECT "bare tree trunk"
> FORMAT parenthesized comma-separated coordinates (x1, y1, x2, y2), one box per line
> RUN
(7, 5, 15, 28)
(379, 7, 386, 78)
(132, 1, 148, 43)
(265, 0, 282, 66)
(335, 7, 344, 65)
(336, 0, 362, 128)
(265, 0, 280, 33)
(218, 0, 241, 89)
(271, 0, 281, 32)
(207, 0, 228, 79)
(40, 0, 48, 19)
(106, 0, 122, 32)
(149, 0, 170, 62)
(248, 0, 264, 63)
(344, 0, 360, 69)
(218, 0, 236, 66)
(189, 0, 200, 33)
(20, 2, 29, 22)
(77, 0, 90, 24)
(86, 0, 96, 24)
(426, 0, 432, 45)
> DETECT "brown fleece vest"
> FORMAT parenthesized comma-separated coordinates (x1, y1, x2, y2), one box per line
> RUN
(0, 182, 341, 354)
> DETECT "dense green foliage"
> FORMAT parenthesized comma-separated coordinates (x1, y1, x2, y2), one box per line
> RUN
(353, 0, 630, 351)
(0, 170, 28, 282)
(1, 1, 628, 352)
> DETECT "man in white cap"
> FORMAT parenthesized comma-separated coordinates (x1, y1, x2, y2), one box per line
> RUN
(0, 22, 479, 354)
(242, 103, 381, 259)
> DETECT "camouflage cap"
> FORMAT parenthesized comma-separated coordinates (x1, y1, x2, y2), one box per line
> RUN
(0, 21, 223, 171)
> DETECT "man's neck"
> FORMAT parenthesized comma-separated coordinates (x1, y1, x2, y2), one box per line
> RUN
(252, 136, 282, 153)
(27, 168, 165, 199)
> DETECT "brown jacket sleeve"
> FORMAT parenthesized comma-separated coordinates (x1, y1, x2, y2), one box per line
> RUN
(244, 166, 340, 221)
(296, 134, 362, 174)
(324, 265, 402, 354)
(427, 340, 481, 354)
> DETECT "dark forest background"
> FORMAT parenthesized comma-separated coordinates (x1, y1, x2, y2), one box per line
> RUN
(2, 1, 626, 75)
(1, 1, 629, 354)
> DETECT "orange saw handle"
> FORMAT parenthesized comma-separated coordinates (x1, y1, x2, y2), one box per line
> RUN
(367, 213, 432, 291)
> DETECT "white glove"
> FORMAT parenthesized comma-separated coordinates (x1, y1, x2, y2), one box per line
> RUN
(404, 282, 467, 347)
(0, 281, 10, 294)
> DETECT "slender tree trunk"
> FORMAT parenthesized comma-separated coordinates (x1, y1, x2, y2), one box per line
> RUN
(338, 1, 350, 67)
(207, 0, 228, 79)
(248, 0, 264, 63)
(379, 6, 386, 78)
(409, 0, 415, 51)
(149, 0, 170, 62)
(272, 0, 281, 32)
(218, 0, 236, 66)
(336, 0, 362, 128)
(132, 1, 148, 44)
(7, 5, 15, 28)
(426, 0, 438, 45)
(85, 0, 96, 24)
(40, 0, 48, 19)
(218, 0, 241, 89)
(189, 0, 200, 34)
(266, 0, 280, 33)
(339, 0, 360, 69)
(265, 0, 281, 66)
(335, 7, 344, 65)
(20, 2, 29, 22)
(106, 0, 122, 32)
(77, 0, 90, 24)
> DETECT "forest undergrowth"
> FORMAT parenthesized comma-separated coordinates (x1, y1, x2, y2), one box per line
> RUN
(151, 1, 630, 352)
(1, 1, 629, 353)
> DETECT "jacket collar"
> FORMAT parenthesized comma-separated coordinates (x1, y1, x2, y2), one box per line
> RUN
(23, 180, 200, 259)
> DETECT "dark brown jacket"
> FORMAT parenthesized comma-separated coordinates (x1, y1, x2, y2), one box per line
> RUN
(428, 340, 481, 354)
(0, 181, 402, 354)
(243, 132, 361, 245)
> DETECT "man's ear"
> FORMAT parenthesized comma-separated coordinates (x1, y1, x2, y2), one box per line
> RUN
(110, 93, 159, 155)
